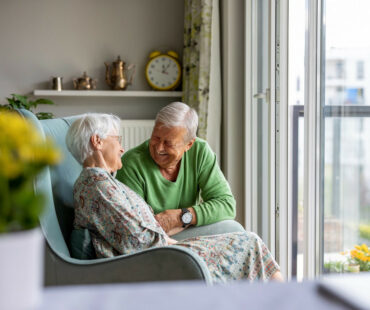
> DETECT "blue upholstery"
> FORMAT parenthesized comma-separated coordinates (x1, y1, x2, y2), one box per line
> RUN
(18, 109, 245, 286)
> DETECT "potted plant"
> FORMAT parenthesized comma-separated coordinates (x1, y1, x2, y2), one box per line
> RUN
(2, 93, 55, 120)
(0, 110, 61, 309)
(342, 244, 370, 273)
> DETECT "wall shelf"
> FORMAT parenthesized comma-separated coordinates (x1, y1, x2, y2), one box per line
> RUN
(33, 90, 183, 98)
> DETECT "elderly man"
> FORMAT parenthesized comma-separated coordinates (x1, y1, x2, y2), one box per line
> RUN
(116, 102, 236, 235)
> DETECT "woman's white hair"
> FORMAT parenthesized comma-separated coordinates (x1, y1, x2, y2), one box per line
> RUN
(66, 113, 121, 165)
(155, 102, 198, 142)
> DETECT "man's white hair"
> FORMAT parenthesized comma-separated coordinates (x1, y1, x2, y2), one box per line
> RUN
(155, 102, 198, 142)
(66, 113, 121, 165)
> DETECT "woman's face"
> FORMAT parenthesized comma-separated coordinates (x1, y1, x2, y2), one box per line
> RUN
(101, 133, 124, 173)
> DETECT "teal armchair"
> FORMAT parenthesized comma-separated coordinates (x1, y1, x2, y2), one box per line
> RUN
(18, 109, 245, 286)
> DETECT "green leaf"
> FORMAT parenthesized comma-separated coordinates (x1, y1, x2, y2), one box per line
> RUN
(8, 94, 30, 110)
(6, 98, 17, 108)
(11, 94, 28, 106)
(6, 97, 15, 105)
(34, 98, 54, 105)
(36, 112, 54, 120)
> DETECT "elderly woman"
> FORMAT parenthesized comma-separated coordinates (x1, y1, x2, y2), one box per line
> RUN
(66, 113, 283, 283)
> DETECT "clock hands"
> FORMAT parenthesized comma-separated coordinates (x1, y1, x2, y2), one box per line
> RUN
(161, 62, 171, 75)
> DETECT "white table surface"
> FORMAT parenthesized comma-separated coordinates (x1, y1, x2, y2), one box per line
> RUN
(36, 275, 367, 310)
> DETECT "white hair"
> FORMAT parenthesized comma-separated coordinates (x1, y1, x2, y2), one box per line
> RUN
(155, 102, 198, 142)
(66, 113, 121, 165)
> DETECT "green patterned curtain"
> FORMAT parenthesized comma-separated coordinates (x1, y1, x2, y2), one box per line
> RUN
(182, 0, 213, 139)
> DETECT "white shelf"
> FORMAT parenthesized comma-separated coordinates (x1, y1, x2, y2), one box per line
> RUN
(33, 90, 183, 98)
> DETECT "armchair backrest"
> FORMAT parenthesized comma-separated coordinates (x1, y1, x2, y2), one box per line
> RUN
(18, 109, 82, 259)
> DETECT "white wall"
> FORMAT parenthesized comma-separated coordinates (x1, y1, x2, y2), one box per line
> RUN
(0, 0, 184, 119)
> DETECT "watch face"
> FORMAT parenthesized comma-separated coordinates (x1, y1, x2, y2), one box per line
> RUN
(146, 55, 181, 90)
(182, 212, 192, 225)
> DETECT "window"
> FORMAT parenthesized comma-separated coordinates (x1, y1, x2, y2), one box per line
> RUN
(287, 0, 370, 279)
(357, 61, 364, 80)
(336, 60, 345, 79)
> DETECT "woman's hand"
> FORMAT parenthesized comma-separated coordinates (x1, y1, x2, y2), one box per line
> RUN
(167, 226, 185, 236)
(164, 235, 178, 245)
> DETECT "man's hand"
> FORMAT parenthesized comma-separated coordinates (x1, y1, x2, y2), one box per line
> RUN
(154, 209, 182, 233)
(155, 208, 197, 234)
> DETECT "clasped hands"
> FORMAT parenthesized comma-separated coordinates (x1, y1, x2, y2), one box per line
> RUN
(155, 207, 196, 236)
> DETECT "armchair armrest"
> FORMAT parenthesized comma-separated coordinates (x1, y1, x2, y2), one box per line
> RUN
(173, 220, 245, 241)
(44, 242, 212, 286)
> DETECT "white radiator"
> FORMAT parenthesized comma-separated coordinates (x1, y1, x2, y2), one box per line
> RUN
(120, 120, 155, 151)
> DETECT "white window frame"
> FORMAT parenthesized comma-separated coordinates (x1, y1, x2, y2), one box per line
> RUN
(244, 0, 259, 234)
(244, 0, 276, 247)
(245, 0, 279, 262)
(276, 0, 323, 280)
(303, 0, 323, 279)
(275, 0, 291, 280)
(245, 0, 324, 280)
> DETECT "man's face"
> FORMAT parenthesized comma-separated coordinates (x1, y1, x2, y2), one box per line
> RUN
(149, 122, 194, 169)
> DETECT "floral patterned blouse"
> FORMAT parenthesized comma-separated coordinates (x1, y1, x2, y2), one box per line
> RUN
(73, 168, 279, 283)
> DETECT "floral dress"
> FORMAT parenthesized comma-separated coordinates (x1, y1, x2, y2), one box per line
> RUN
(73, 168, 280, 283)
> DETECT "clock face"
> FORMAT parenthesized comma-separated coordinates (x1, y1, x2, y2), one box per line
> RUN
(146, 55, 181, 90)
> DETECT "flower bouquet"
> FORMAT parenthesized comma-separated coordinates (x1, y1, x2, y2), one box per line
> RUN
(0, 110, 61, 309)
(342, 244, 370, 272)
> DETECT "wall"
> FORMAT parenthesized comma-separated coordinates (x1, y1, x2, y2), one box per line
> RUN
(0, 0, 184, 119)
(221, 0, 245, 226)
(1, 0, 247, 226)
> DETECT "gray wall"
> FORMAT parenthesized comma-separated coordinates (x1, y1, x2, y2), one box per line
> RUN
(1, 0, 247, 227)
(221, 0, 245, 226)
(0, 0, 184, 119)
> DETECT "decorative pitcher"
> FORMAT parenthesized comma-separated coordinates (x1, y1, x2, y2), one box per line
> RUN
(105, 56, 136, 90)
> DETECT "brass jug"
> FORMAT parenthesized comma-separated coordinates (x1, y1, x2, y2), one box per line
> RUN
(105, 56, 136, 90)
(73, 72, 97, 90)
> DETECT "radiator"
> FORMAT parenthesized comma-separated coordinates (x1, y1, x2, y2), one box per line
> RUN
(120, 120, 155, 151)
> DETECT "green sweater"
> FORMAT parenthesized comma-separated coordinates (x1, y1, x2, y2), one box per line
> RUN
(116, 138, 236, 226)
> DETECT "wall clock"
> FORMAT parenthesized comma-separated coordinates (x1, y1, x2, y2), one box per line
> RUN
(145, 51, 181, 91)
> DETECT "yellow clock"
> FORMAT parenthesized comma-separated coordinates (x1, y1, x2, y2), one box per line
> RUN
(145, 51, 182, 91)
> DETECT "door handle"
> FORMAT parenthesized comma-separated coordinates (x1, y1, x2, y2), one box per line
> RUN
(253, 88, 270, 103)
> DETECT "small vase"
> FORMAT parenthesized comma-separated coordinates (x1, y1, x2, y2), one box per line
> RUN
(347, 264, 360, 273)
(0, 228, 44, 310)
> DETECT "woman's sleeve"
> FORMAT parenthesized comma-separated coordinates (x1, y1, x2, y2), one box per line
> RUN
(85, 178, 166, 255)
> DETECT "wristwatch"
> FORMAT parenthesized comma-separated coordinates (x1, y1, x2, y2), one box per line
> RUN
(180, 208, 193, 227)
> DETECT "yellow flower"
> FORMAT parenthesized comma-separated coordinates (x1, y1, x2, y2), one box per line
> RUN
(0, 111, 61, 179)
(358, 253, 366, 262)
(360, 244, 368, 253)
(350, 250, 358, 258)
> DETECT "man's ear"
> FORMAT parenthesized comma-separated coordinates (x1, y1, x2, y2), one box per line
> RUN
(90, 134, 103, 150)
(185, 138, 196, 151)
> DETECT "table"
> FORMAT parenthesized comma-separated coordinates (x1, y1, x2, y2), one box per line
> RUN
(36, 275, 368, 310)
